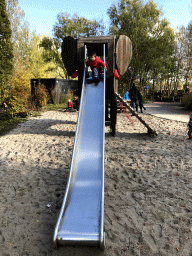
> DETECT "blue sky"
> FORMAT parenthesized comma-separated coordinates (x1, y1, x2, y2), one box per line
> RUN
(18, 0, 192, 37)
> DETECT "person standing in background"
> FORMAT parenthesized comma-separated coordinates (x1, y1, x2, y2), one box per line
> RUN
(129, 83, 139, 113)
(124, 89, 130, 101)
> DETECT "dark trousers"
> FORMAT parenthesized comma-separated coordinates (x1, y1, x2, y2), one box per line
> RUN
(139, 101, 144, 111)
(91, 68, 99, 78)
(132, 100, 139, 113)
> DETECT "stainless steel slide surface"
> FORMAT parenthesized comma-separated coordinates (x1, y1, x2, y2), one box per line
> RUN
(53, 53, 105, 249)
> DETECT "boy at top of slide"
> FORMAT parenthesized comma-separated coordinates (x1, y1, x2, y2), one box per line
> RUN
(85, 52, 106, 83)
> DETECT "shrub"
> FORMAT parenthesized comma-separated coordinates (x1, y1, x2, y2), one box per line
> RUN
(51, 84, 61, 104)
(1, 80, 30, 117)
(35, 82, 49, 109)
(59, 89, 74, 107)
(0, 55, 32, 117)
(181, 92, 192, 110)
(59, 92, 67, 104)
(66, 89, 74, 101)
(59, 89, 74, 105)
(7, 89, 29, 116)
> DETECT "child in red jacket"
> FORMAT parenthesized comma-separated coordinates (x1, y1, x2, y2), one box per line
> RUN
(68, 99, 72, 110)
(85, 52, 106, 83)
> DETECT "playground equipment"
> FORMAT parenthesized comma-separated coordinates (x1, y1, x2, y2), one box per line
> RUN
(53, 34, 157, 250)
(53, 44, 106, 249)
(53, 35, 132, 250)
(61, 35, 132, 137)
(115, 92, 157, 136)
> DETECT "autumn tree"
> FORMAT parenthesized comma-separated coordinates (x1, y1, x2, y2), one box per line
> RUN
(39, 36, 66, 79)
(107, 0, 176, 92)
(0, 0, 14, 104)
(29, 32, 60, 78)
(53, 12, 105, 42)
(6, 0, 31, 62)
(40, 13, 105, 79)
(174, 22, 192, 89)
(184, 22, 192, 83)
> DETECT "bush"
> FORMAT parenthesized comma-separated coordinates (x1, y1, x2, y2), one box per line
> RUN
(59, 89, 74, 106)
(51, 85, 61, 104)
(181, 92, 192, 110)
(35, 82, 49, 109)
(66, 89, 74, 102)
(0, 55, 32, 117)
(7, 89, 29, 116)
(59, 92, 67, 104)
(1, 81, 30, 117)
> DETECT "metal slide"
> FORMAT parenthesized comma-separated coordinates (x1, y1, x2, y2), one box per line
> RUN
(53, 44, 106, 250)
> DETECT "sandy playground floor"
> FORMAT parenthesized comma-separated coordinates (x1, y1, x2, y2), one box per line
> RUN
(0, 109, 192, 256)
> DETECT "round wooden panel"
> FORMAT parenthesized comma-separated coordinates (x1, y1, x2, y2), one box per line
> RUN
(116, 35, 132, 76)
(61, 36, 77, 77)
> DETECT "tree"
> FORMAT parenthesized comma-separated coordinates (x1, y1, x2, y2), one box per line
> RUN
(53, 12, 105, 42)
(39, 36, 66, 79)
(185, 22, 192, 83)
(175, 22, 192, 86)
(6, 0, 31, 57)
(5, 0, 25, 43)
(40, 13, 105, 79)
(0, 0, 14, 104)
(30, 32, 60, 78)
(6, 0, 31, 62)
(107, 0, 176, 92)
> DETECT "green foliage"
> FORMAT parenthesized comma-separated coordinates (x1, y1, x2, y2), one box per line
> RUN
(59, 92, 67, 104)
(39, 37, 66, 79)
(0, 115, 27, 136)
(6, 0, 26, 44)
(53, 12, 105, 41)
(6, 88, 29, 116)
(0, 0, 14, 104)
(6, 1, 58, 80)
(30, 32, 60, 79)
(45, 103, 67, 111)
(35, 82, 49, 109)
(51, 85, 61, 104)
(66, 89, 74, 102)
(10, 55, 31, 94)
(0, 55, 32, 117)
(39, 13, 105, 79)
(179, 22, 192, 83)
(59, 89, 74, 106)
(181, 92, 192, 110)
(6, 0, 32, 64)
(107, 0, 176, 88)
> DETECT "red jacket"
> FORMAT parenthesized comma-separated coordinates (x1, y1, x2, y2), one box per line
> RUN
(68, 101, 72, 108)
(86, 56, 106, 70)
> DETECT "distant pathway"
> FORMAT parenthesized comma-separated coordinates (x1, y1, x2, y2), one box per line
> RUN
(143, 102, 191, 123)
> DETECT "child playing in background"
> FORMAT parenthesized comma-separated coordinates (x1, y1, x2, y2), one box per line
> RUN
(85, 52, 106, 83)
(188, 113, 192, 139)
(68, 99, 72, 111)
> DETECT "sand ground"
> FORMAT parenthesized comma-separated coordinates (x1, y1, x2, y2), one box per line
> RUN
(0, 109, 191, 256)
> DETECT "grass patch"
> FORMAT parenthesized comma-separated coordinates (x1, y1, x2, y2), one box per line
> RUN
(45, 103, 67, 111)
(0, 103, 68, 137)
(0, 116, 28, 136)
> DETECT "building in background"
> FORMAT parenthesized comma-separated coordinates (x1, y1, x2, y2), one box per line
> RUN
(31, 78, 78, 104)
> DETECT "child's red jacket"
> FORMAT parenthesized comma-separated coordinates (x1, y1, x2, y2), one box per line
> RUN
(68, 101, 72, 108)
(86, 56, 106, 70)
